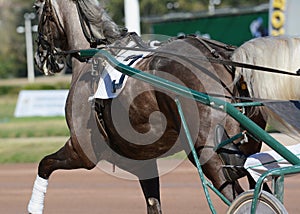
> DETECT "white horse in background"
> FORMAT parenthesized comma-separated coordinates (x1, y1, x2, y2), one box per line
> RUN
(231, 36, 300, 139)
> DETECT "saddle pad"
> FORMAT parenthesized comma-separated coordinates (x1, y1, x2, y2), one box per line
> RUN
(244, 143, 300, 182)
(94, 41, 150, 99)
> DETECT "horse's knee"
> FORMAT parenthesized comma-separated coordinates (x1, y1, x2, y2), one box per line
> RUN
(38, 154, 58, 179)
(38, 139, 95, 179)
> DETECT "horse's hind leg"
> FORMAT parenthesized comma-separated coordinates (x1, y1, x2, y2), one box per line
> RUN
(135, 161, 162, 214)
(188, 149, 244, 202)
(27, 137, 95, 214)
(139, 177, 161, 214)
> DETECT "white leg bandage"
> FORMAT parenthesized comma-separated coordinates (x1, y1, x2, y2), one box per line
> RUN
(27, 175, 48, 214)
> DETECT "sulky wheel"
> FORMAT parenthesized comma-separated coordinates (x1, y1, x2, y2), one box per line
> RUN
(227, 190, 288, 214)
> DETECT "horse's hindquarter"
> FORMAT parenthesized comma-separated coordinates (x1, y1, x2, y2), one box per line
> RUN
(65, 36, 242, 165)
(112, 37, 240, 158)
(150, 37, 238, 131)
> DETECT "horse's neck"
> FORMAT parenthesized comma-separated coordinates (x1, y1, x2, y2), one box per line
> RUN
(58, 1, 94, 79)
(59, 0, 124, 76)
(66, 18, 90, 50)
(69, 59, 86, 86)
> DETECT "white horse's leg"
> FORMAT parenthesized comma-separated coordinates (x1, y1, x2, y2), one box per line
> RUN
(27, 136, 96, 213)
(27, 175, 48, 214)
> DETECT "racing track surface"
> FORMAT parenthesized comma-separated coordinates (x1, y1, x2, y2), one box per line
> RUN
(0, 158, 299, 214)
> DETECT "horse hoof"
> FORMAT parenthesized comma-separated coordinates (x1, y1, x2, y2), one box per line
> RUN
(147, 198, 162, 214)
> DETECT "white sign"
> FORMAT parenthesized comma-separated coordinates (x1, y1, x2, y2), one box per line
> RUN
(269, 0, 300, 36)
(14, 90, 69, 117)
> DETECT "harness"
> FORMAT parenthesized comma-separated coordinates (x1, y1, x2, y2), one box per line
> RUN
(189, 35, 238, 99)
(83, 34, 241, 102)
(36, 0, 67, 74)
(74, 1, 109, 48)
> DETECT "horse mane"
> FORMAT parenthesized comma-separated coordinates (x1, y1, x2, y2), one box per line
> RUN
(232, 36, 300, 100)
(75, 0, 122, 43)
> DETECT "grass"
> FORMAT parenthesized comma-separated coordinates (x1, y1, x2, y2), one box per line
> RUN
(0, 94, 17, 119)
(0, 94, 69, 138)
(0, 78, 70, 163)
(0, 117, 69, 138)
(0, 137, 66, 163)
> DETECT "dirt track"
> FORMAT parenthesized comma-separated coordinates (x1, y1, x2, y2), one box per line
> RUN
(0, 159, 299, 214)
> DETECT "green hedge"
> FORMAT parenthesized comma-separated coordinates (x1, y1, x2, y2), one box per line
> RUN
(0, 85, 21, 95)
(0, 82, 70, 96)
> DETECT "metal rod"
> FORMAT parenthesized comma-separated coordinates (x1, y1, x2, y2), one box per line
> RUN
(251, 165, 300, 214)
(175, 98, 218, 213)
(92, 49, 300, 166)
(214, 132, 244, 151)
(80, 49, 300, 213)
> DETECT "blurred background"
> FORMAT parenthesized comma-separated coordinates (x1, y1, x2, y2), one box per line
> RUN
(0, 0, 269, 79)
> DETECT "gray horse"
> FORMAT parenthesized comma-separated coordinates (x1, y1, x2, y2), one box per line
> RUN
(28, 0, 264, 213)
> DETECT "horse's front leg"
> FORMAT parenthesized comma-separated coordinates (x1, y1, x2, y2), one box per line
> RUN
(27, 137, 95, 214)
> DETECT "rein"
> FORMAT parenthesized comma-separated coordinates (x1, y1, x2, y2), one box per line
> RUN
(58, 37, 300, 78)
(103, 45, 300, 77)
(57, 42, 300, 106)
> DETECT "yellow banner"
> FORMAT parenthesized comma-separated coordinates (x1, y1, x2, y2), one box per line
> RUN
(269, 0, 286, 36)
(269, 0, 300, 36)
